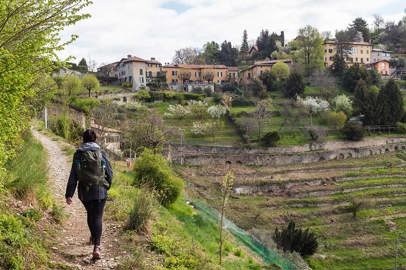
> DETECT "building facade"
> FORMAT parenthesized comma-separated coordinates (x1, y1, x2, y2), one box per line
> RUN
(163, 64, 230, 89)
(239, 59, 293, 82)
(116, 55, 162, 91)
(324, 40, 372, 67)
(371, 49, 391, 63)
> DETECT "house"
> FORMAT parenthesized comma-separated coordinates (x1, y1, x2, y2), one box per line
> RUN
(227, 67, 239, 80)
(163, 64, 229, 91)
(97, 62, 119, 79)
(116, 55, 162, 91)
(367, 60, 391, 76)
(239, 59, 293, 82)
(371, 49, 391, 63)
(324, 39, 372, 67)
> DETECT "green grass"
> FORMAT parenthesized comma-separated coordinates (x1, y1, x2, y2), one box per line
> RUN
(106, 163, 264, 270)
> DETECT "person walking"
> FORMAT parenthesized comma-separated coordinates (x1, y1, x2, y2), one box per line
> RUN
(65, 129, 113, 260)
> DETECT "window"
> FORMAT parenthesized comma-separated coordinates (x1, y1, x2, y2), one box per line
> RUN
(220, 72, 223, 77)
(361, 58, 364, 63)
(172, 70, 177, 76)
(361, 50, 363, 54)
(129, 76, 132, 83)
(329, 56, 333, 61)
(328, 49, 333, 53)
(140, 77, 144, 83)
(367, 58, 369, 62)
(195, 72, 197, 77)
(140, 69, 143, 75)
(248, 73, 251, 79)
(324, 49, 327, 53)
(148, 71, 152, 77)
(355, 57, 358, 62)
(217, 72, 220, 77)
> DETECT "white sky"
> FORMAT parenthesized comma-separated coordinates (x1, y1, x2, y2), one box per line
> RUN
(59, 0, 405, 67)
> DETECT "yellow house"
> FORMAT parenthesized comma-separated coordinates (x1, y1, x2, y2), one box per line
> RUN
(239, 59, 293, 82)
(324, 40, 372, 67)
(163, 64, 229, 86)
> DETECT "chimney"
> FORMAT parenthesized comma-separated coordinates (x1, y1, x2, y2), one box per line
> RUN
(127, 54, 132, 58)
(151, 57, 156, 61)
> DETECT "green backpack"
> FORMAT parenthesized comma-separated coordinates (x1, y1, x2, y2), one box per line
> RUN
(76, 149, 107, 188)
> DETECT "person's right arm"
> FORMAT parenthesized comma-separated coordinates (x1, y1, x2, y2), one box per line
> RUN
(65, 151, 79, 204)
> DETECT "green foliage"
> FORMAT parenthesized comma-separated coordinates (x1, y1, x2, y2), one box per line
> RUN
(81, 74, 100, 97)
(342, 64, 380, 92)
(346, 197, 364, 219)
(322, 111, 347, 129)
(396, 122, 406, 134)
(5, 133, 52, 208)
(341, 121, 364, 141)
(202, 41, 220, 64)
(353, 80, 380, 124)
(284, 72, 305, 98)
(49, 114, 83, 143)
(126, 190, 155, 233)
(294, 25, 324, 76)
(271, 62, 290, 80)
(244, 79, 267, 98)
(260, 131, 280, 147)
(259, 71, 279, 92)
(377, 79, 404, 125)
(349, 17, 370, 42)
(78, 58, 88, 73)
(62, 75, 82, 97)
(121, 82, 133, 88)
(133, 150, 183, 207)
(273, 221, 318, 257)
(69, 97, 100, 113)
(330, 55, 347, 77)
(231, 97, 256, 107)
(332, 94, 352, 116)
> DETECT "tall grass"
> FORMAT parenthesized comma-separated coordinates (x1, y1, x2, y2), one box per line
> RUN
(5, 132, 52, 209)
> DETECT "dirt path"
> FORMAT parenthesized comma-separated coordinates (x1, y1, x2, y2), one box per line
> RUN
(32, 130, 125, 270)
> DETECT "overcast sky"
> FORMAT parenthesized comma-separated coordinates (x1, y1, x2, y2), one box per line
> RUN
(59, 0, 405, 67)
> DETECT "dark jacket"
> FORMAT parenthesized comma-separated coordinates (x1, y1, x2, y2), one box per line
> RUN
(65, 142, 113, 202)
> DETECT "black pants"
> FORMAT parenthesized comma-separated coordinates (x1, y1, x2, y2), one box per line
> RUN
(82, 199, 106, 246)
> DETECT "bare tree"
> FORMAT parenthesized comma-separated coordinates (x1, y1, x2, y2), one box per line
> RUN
(173, 47, 202, 64)
(253, 99, 273, 140)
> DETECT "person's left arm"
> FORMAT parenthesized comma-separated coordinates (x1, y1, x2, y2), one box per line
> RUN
(102, 151, 113, 189)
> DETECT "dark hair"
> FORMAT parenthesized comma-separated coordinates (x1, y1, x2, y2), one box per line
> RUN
(83, 129, 97, 143)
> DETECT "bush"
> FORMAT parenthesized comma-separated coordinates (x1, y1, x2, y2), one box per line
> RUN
(306, 127, 326, 142)
(342, 121, 364, 141)
(396, 122, 406, 134)
(133, 150, 183, 207)
(126, 190, 155, 233)
(69, 97, 100, 113)
(273, 221, 318, 257)
(322, 111, 347, 129)
(231, 96, 256, 107)
(121, 82, 132, 88)
(49, 114, 83, 142)
(260, 131, 280, 147)
(284, 72, 305, 98)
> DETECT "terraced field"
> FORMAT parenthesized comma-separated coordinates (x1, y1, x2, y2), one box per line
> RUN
(177, 152, 406, 269)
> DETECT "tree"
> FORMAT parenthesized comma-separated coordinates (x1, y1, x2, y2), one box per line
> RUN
(271, 62, 290, 80)
(347, 197, 364, 219)
(244, 79, 267, 98)
(202, 71, 214, 83)
(219, 40, 238, 66)
(353, 80, 380, 124)
(240, 30, 249, 55)
(378, 79, 404, 125)
(82, 74, 100, 97)
(273, 221, 318, 257)
(297, 96, 330, 126)
(62, 75, 82, 98)
(253, 99, 273, 140)
(78, 58, 88, 73)
(332, 94, 353, 116)
(330, 54, 347, 77)
(0, 0, 90, 179)
(173, 47, 202, 64)
(342, 121, 364, 141)
(349, 17, 370, 42)
(179, 71, 191, 84)
(342, 64, 370, 91)
(295, 25, 324, 76)
(255, 29, 278, 59)
(284, 72, 304, 98)
(219, 170, 235, 265)
(259, 71, 278, 91)
(202, 41, 220, 64)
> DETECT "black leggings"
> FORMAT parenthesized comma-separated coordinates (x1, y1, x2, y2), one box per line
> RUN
(82, 199, 106, 246)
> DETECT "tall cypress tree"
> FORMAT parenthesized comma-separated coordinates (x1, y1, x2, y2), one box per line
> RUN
(240, 30, 249, 54)
(378, 79, 404, 125)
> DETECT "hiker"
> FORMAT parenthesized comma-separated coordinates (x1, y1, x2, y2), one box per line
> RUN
(65, 129, 113, 260)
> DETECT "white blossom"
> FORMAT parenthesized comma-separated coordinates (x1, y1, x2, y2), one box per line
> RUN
(207, 105, 227, 119)
(191, 121, 212, 136)
(165, 104, 191, 119)
(333, 94, 352, 115)
(297, 96, 330, 114)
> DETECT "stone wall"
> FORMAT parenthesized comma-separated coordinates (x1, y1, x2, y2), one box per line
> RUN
(167, 141, 406, 166)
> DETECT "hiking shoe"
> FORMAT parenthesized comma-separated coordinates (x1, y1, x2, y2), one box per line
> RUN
(92, 245, 101, 260)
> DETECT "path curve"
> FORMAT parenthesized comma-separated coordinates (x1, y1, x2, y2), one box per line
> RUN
(32, 130, 124, 270)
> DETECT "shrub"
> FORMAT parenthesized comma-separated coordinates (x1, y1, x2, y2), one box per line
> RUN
(322, 111, 347, 129)
(332, 94, 353, 116)
(126, 190, 155, 233)
(347, 197, 364, 219)
(341, 121, 364, 141)
(306, 127, 326, 142)
(396, 122, 406, 134)
(231, 96, 255, 107)
(121, 82, 133, 88)
(49, 114, 83, 142)
(260, 131, 280, 147)
(271, 62, 290, 80)
(69, 97, 100, 113)
(133, 150, 183, 207)
(273, 221, 318, 257)
(135, 89, 151, 101)
(284, 72, 305, 98)
(191, 121, 213, 137)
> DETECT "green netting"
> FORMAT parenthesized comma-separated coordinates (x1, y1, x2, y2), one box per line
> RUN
(191, 200, 296, 270)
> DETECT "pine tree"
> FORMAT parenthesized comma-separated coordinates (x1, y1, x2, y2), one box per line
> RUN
(78, 58, 88, 73)
(240, 30, 249, 54)
(349, 17, 370, 42)
(330, 54, 347, 77)
(378, 79, 404, 125)
(353, 80, 380, 124)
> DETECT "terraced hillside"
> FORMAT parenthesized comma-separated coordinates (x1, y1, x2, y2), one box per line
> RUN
(177, 152, 406, 269)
